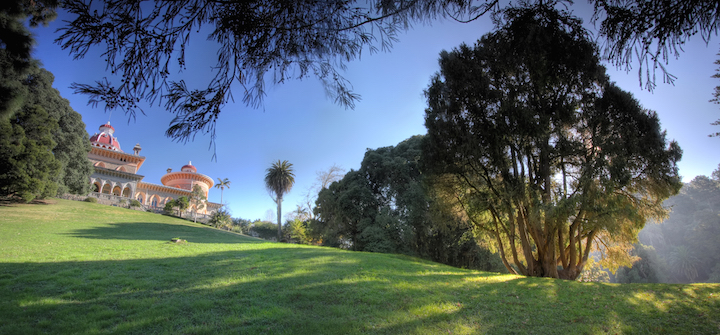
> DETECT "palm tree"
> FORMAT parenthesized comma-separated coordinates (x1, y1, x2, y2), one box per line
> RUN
(215, 177, 231, 205)
(264, 160, 295, 242)
(670, 246, 700, 282)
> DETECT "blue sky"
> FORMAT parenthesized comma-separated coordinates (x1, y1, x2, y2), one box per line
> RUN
(29, 5, 720, 221)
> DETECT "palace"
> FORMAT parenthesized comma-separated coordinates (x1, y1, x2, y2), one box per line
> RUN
(86, 122, 221, 217)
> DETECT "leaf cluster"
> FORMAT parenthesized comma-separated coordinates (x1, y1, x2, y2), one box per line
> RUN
(593, 0, 720, 90)
(0, 0, 58, 119)
(264, 159, 295, 202)
(56, 0, 498, 151)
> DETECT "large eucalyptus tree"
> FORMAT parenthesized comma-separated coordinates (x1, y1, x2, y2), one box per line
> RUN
(423, 4, 682, 280)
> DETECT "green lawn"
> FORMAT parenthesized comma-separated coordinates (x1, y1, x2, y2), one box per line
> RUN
(1, 199, 718, 334)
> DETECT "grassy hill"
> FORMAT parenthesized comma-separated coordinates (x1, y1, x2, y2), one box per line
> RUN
(1, 199, 718, 334)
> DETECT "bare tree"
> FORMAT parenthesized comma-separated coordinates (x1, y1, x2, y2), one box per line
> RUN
(300, 164, 346, 220)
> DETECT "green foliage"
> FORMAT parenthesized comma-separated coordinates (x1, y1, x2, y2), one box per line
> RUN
(208, 208, 232, 229)
(614, 244, 665, 283)
(84, 197, 97, 203)
(23, 69, 93, 196)
(189, 185, 206, 222)
(669, 246, 699, 282)
(284, 218, 312, 244)
(265, 160, 295, 241)
(423, 5, 682, 279)
(176, 196, 189, 212)
(214, 177, 230, 204)
(163, 200, 176, 215)
(0, 0, 58, 119)
(163, 197, 188, 217)
(0, 61, 92, 201)
(129, 199, 141, 208)
(595, 0, 719, 90)
(578, 258, 611, 283)
(313, 136, 505, 272)
(0, 104, 61, 202)
(0, 2, 90, 200)
(55, 0, 491, 147)
(231, 217, 253, 235)
(708, 264, 720, 283)
(249, 220, 279, 241)
(633, 170, 720, 283)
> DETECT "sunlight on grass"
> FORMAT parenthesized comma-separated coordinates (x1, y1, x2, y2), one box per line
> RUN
(19, 297, 76, 308)
(463, 273, 523, 284)
(630, 290, 670, 313)
(2, 199, 720, 334)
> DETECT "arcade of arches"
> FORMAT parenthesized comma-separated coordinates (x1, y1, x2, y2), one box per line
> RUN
(87, 122, 221, 215)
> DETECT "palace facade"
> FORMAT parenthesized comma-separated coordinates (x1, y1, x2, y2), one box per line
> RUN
(86, 122, 221, 217)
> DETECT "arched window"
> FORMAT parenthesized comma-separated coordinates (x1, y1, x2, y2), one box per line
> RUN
(136, 193, 144, 204)
(122, 186, 131, 197)
(101, 184, 111, 194)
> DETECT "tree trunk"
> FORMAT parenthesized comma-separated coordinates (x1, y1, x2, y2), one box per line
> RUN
(277, 197, 283, 242)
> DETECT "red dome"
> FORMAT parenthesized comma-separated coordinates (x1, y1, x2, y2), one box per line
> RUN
(90, 122, 122, 151)
(99, 123, 115, 133)
(181, 161, 197, 173)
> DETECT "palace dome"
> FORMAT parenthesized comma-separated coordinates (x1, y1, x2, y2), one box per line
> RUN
(161, 161, 214, 196)
(90, 122, 122, 151)
(181, 161, 197, 173)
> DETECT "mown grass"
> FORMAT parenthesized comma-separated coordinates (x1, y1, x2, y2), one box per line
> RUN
(1, 199, 718, 334)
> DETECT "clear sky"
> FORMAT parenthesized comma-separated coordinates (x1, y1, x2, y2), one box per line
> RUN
(29, 4, 720, 221)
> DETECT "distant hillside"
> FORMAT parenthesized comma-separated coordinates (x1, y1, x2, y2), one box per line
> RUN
(0, 199, 718, 334)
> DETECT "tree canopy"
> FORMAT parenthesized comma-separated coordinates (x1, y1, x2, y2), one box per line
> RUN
(313, 136, 505, 272)
(0, 0, 58, 119)
(1, 1, 92, 201)
(593, 0, 720, 90)
(423, 5, 682, 280)
(0, 65, 93, 202)
(189, 184, 207, 223)
(41, 0, 718, 148)
(56, 0, 497, 148)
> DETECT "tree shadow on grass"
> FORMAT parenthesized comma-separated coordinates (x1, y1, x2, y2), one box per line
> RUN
(63, 221, 267, 244)
(0, 197, 55, 207)
(1, 246, 718, 334)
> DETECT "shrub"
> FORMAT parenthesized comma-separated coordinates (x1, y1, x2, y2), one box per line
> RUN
(250, 221, 278, 240)
(129, 199, 142, 208)
(208, 208, 232, 229)
(84, 197, 98, 203)
(164, 200, 176, 215)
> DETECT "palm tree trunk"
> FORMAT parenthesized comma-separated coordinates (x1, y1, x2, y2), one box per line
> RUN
(276, 198, 283, 242)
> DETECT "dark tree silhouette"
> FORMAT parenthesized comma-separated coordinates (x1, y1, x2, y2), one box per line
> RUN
(424, 4, 682, 280)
